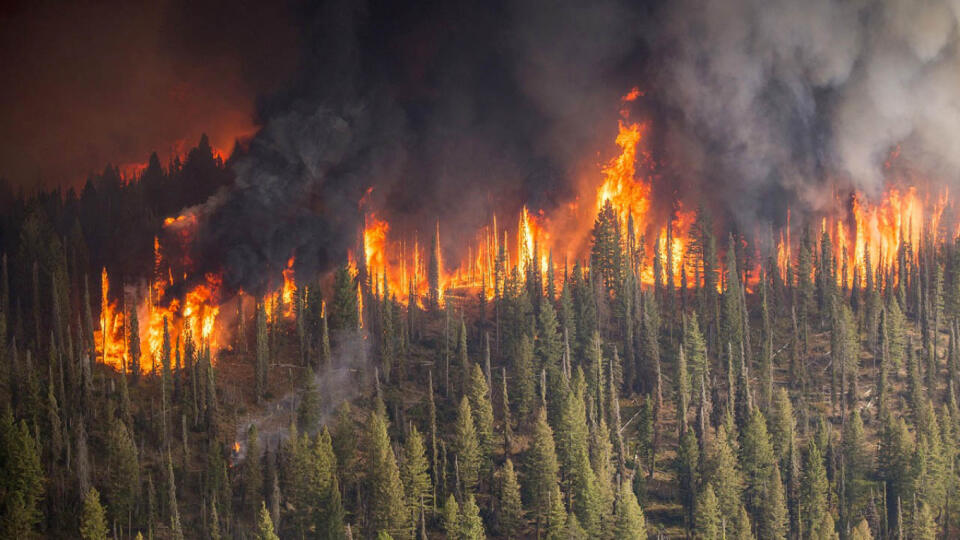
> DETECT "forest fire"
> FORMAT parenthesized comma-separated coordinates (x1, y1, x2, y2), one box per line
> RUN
(92, 92, 960, 375)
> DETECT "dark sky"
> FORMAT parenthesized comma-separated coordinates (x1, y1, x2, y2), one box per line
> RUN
(0, 0, 300, 189)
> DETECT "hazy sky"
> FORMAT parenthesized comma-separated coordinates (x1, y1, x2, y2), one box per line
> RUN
(0, 0, 299, 189)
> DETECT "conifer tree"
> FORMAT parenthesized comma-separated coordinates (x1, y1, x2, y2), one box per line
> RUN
(453, 396, 480, 493)
(457, 494, 485, 540)
(105, 418, 139, 531)
(544, 483, 567, 539)
(242, 424, 263, 514)
(676, 344, 690, 434)
(526, 408, 561, 531)
(44, 368, 62, 463)
(912, 501, 936, 540)
(513, 335, 536, 421)
(498, 458, 524, 537)
(590, 199, 623, 300)
(740, 409, 776, 528)
(589, 416, 615, 526)
(79, 488, 108, 540)
(801, 439, 830, 539)
(401, 425, 430, 529)
(0, 412, 44, 537)
(878, 413, 914, 533)
(613, 479, 647, 539)
(695, 483, 722, 540)
(426, 372, 439, 510)
(557, 371, 601, 535)
(769, 388, 794, 467)
(676, 428, 699, 530)
(760, 465, 788, 540)
(166, 451, 184, 540)
(457, 318, 469, 395)
(467, 363, 495, 479)
(706, 425, 743, 537)
(331, 262, 359, 331)
(500, 366, 513, 454)
(365, 408, 408, 537)
(685, 313, 708, 402)
(442, 495, 459, 538)
(723, 238, 745, 359)
(850, 518, 873, 540)
(842, 409, 868, 529)
(320, 307, 331, 368)
(256, 501, 280, 540)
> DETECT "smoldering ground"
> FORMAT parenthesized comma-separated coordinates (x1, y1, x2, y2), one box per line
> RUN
(233, 330, 372, 462)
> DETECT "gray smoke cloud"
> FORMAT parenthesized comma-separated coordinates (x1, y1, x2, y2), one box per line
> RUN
(653, 0, 960, 225)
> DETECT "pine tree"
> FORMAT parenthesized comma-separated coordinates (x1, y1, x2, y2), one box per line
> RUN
(243, 424, 263, 514)
(842, 409, 869, 529)
(760, 465, 788, 540)
(912, 501, 936, 540)
(320, 306, 332, 367)
(676, 428, 699, 530)
(695, 483, 722, 540)
(558, 371, 601, 535)
(513, 335, 536, 421)
(498, 458, 524, 537)
(722, 234, 744, 356)
(457, 494, 485, 539)
(740, 409, 776, 529)
(676, 344, 691, 434)
(0, 413, 44, 537)
(685, 313, 708, 404)
(442, 495, 459, 538)
(79, 488, 108, 540)
(850, 518, 872, 540)
(453, 396, 480, 493)
(330, 263, 359, 331)
(544, 483, 567, 539)
(801, 439, 830, 539)
(105, 418, 139, 531)
(166, 450, 184, 540)
(526, 408, 561, 531)
(769, 388, 794, 467)
(365, 408, 408, 537)
(590, 199, 624, 300)
(537, 298, 564, 411)
(467, 363, 495, 479)
(614, 479, 647, 539)
(426, 372, 439, 510)
(589, 416, 615, 528)
(256, 501, 280, 540)
(706, 425, 743, 538)
(401, 425, 431, 529)
(878, 413, 914, 534)
(457, 318, 469, 395)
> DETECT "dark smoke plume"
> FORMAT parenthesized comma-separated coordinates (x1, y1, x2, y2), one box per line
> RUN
(190, 0, 960, 291)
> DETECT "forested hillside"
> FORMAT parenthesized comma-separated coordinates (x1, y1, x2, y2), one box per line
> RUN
(0, 145, 955, 540)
